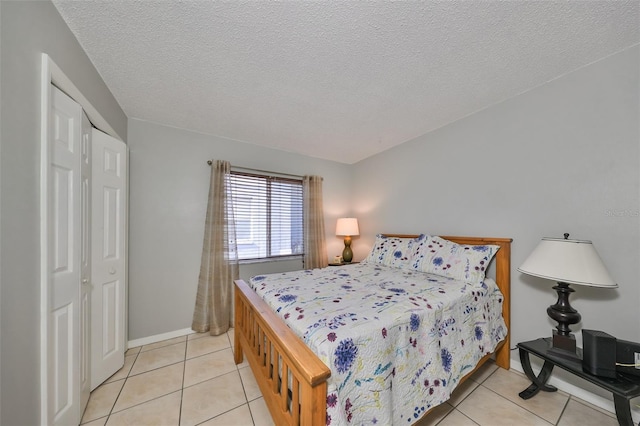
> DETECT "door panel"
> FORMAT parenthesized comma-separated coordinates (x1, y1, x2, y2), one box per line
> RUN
(103, 186, 120, 258)
(91, 129, 127, 390)
(52, 166, 72, 273)
(101, 279, 118, 354)
(49, 86, 82, 425)
(52, 304, 72, 416)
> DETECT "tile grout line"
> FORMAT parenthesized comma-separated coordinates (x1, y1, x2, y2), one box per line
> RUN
(454, 408, 481, 426)
(179, 337, 188, 425)
(448, 364, 499, 410)
(101, 343, 184, 423)
(472, 362, 499, 385)
(435, 374, 488, 425)
(478, 382, 555, 425)
(194, 400, 250, 425)
(229, 330, 260, 426)
(110, 347, 183, 421)
(129, 344, 231, 380)
(191, 331, 254, 425)
(566, 395, 619, 421)
(229, 330, 258, 426)
(431, 404, 454, 426)
(477, 365, 578, 425)
(84, 333, 240, 425)
(554, 395, 571, 426)
(105, 348, 141, 425)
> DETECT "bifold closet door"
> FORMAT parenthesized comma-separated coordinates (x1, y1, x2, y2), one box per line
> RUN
(48, 85, 83, 425)
(90, 129, 127, 390)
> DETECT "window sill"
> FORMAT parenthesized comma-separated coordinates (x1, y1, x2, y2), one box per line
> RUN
(239, 255, 303, 265)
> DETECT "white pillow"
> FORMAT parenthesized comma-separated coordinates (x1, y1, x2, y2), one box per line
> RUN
(411, 236, 499, 284)
(362, 234, 427, 269)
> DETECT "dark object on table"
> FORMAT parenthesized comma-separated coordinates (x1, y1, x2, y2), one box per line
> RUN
(582, 329, 617, 379)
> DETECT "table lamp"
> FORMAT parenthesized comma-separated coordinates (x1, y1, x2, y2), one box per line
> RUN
(336, 218, 359, 263)
(518, 233, 617, 358)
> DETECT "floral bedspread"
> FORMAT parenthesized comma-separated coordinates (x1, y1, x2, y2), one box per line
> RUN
(249, 263, 507, 425)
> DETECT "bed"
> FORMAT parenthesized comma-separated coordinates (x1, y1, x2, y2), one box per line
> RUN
(234, 234, 512, 425)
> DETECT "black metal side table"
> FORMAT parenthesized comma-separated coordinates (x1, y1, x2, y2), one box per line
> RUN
(517, 338, 640, 426)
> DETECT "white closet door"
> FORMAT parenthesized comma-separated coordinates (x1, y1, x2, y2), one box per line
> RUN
(49, 86, 82, 425)
(80, 112, 92, 413)
(91, 129, 127, 389)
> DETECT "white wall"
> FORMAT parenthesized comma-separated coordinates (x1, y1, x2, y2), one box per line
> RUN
(353, 45, 640, 350)
(127, 119, 353, 339)
(0, 2, 127, 424)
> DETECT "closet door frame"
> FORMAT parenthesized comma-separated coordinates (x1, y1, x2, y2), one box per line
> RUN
(39, 54, 126, 425)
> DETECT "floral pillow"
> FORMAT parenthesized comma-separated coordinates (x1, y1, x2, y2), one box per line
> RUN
(362, 234, 427, 269)
(412, 236, 499, 284)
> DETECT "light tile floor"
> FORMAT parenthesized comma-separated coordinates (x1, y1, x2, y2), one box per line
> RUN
(82, 331, 620, 425)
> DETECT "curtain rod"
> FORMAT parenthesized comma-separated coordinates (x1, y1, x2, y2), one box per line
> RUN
(206, 160, 304, 179)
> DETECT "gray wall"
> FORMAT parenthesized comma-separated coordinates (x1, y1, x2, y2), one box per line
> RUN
(127, 119, 353, 339)
(353, 46, 640, 351)
(0, 2, 127, 424)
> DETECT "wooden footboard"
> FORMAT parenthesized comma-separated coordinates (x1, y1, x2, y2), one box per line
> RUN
(234, 278, 330, 425)
(234, 235, 512, 425)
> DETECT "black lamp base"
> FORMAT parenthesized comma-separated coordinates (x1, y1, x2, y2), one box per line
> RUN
(549, 330, 581, 361)
(547, 281, 582, 361)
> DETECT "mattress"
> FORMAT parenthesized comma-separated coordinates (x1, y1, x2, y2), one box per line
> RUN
(250, 263, 507, 425)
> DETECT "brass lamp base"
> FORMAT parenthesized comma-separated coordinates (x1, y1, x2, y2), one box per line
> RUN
(342, 236, 353, 263)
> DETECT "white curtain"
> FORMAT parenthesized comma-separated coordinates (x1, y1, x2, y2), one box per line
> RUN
(192, 160, 239, 335)
(303, 175, 328, 269)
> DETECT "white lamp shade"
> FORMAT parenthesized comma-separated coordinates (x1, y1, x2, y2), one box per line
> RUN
(336, 218, 359, 236)
(518, 237, 617, 288)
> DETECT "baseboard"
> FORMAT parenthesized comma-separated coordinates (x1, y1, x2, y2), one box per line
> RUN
(510, 354, 640, 423)
(127, 327, 195, 349)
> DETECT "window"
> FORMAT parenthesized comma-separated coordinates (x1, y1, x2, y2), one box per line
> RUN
(230, 171, 303, 260)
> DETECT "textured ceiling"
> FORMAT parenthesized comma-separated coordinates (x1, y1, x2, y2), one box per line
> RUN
(52, 1, 639, 164)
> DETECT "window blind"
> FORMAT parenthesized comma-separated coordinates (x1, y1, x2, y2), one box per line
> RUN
(230, 171, 303, 260)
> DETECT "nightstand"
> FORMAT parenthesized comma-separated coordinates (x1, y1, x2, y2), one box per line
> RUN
(328, 262, 359, 266)
(517, 338, 640, 425)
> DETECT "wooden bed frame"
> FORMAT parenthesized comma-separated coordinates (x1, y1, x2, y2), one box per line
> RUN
(234, 235, 512, 425)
